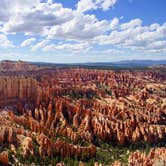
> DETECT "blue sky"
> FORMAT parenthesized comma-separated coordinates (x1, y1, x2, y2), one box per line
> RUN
(0, 0, 166, 63)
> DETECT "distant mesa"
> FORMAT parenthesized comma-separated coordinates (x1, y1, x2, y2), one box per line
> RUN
(0, 60, 37, 71)
(0, 60, 166, 71)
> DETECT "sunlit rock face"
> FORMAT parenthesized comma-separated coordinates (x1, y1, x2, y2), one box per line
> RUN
(0, 77, 37, 101)
(0, 151, 9, 165)
(0, 63, 166, 165)
(110, 148, 166, 166)
(128, 148, 166, 166)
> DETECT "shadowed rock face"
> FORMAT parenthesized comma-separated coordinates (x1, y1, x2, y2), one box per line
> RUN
(0, 65, 166, 165)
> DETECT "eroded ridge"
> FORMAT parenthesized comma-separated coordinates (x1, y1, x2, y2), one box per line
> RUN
(0, 67, 166, 165)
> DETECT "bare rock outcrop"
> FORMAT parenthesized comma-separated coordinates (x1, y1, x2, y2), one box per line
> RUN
(128, 148, 166, 166)
(0, 151, 9, 165)
(0, 66, 166, 164)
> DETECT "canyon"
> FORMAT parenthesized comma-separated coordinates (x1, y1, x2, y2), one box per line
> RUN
(0, 61, 166, 165)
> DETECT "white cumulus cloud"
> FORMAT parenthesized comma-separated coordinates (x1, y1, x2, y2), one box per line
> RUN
(21, 38, 36, 47)
(76, 0, 117, 12)
(0, 0, 165, 57)
(31, 40, 50, 51)
(110, 17, 119, 30)
(0, 34, 14, 48)
(43, 42, 91, 52)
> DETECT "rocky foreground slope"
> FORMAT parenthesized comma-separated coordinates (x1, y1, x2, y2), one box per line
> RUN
(0, 62, 166, 165)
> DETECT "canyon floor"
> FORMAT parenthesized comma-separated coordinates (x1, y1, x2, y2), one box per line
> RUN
(0, 61, 166, 166)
